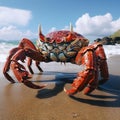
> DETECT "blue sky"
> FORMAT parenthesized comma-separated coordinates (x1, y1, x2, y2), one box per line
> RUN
(0, 0, 120, 41)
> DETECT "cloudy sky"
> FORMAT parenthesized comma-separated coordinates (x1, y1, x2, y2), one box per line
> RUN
(0, 0, 120, 41)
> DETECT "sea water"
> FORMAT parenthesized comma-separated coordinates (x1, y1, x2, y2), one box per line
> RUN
(0, 40, 120, 63)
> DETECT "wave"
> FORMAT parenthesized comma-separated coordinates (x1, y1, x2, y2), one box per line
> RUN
(0, 40, 120, 62)
(103, 44, 120, 58)
(0, 41, 17, 62)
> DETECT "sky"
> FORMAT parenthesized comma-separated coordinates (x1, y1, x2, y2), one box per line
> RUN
(0, 0, 120, 41)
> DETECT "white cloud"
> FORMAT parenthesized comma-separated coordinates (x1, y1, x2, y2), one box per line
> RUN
(0, 6, 36, 40)
(0, 25, 37, 40)
(1, 9, 120, 41)
(73, 13, 120, 40)
(0, 6, 32, 26)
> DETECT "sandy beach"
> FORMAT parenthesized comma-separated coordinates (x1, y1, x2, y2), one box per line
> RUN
(0, 55, 120, 120)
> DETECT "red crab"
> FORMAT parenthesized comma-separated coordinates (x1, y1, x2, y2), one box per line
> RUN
(3, 25, 109, 95)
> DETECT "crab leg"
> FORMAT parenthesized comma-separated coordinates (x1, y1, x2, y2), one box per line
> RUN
(19, 38, 43, 74)
(35, 61, 43, 72)
(93, 43, 109, 85)
(27, 58, 43, 74)
(98, 59, 109, 84)
(64, 47, 98, 95)
(10, 48, 46, 89)
(27, 58, 34, 74)
(3, 38, 44, 83)
(3, 47, 21, 83)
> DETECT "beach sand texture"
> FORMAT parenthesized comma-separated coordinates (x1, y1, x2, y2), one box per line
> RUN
(0, 55, 120, 120)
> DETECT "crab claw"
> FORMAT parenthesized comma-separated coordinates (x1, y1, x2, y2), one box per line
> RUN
(64, 87, 77, 96)
(11, 60, 46, 89)
(64, 78, 83, 95)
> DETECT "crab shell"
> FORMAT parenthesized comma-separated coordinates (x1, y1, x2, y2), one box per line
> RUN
(37, 29, 89, 62)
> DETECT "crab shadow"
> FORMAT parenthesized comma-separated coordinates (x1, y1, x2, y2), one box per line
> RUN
(70, 74, 120, 107)
(36, 71, 75, 99)
(70, 75, 120, 107)
(70, 89, 120, 107)
(36, 72, 120, 107)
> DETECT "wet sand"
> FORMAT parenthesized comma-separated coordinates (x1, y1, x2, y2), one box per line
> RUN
(0, 56, 120, 120)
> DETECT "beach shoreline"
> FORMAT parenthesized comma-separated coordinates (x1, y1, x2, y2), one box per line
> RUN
(0, 55, 120, 120)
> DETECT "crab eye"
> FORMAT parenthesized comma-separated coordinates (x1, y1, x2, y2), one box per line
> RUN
(46, 37, 50, 41)
(65, 33, 76, 42)
(83, 39, 89, 46)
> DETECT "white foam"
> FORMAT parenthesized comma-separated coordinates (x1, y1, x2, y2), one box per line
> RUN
(0, 42, 120, 62)
(0, 42, 17, 62)
(103, 44, 120, 58)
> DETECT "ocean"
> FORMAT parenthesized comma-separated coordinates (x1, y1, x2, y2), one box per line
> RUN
(0, 40, 120, 63)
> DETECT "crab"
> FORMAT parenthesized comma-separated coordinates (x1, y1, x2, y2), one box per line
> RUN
(3, 25, 109, 95)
